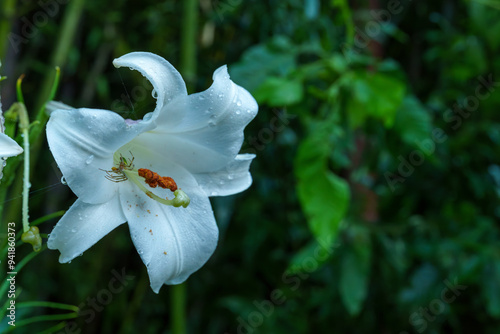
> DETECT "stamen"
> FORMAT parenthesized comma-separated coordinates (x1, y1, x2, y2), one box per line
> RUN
(100, 152, 190, 208)
(138, 168, 177, 191)
(124, 168, 190, 208)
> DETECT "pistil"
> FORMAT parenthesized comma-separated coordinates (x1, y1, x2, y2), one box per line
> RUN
(101, 152, 190, 208)
(123, 168, 190, 208)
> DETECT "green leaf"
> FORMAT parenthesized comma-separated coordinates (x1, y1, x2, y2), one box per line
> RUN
(302, 172, 349, 239)
(393, 95, 433, 147)
(17, 301, 79, 312)
(295, 124, 350, 247)
(253, 77, 304, 106)
(346, 71, 406, 128)
(339, 227, 372, 316)
(229, 38, 296, 93)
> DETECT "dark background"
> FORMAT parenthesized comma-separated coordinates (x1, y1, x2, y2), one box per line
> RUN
(1, 0, 500, 333)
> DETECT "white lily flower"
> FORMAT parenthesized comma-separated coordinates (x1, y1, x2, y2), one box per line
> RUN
(46, 52, 258, 293)
(0, 62, 24, 179)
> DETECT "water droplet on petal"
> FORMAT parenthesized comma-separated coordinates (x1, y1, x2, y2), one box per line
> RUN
(71, 229, 76, 233)
(235, 110, 241, 115)
(143, 112, 154, 121)
(152, 89, 158, 98)
(228, 174, 234, 180)
(85, 155, 94, 165)
(199, 95, 205, 100)
(61, 177, 67, 185)
(237, 100, 242, 107)
(211, 191, 218, 196)
(218, 93, 224, 99)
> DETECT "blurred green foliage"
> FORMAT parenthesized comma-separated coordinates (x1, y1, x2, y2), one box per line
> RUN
(1, 0, 500, 333)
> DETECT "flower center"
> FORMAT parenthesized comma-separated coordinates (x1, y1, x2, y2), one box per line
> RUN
(100, 152, 190, 208)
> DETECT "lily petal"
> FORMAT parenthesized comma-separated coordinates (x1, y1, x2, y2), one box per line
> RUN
(133, 65, 258, 174)
(120, 181, 218, 293)
(114, 147, 219, 292)
(113, 52, 188, 121)
(193, 154, 255, 197)
(47, 108, 154, 204)
(0, 133, 23, 157)
(47, 197, 127, 263)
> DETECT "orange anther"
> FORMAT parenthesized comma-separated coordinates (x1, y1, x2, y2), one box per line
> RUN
(138, 168, 178, 192)
(158, 176, 177, 192)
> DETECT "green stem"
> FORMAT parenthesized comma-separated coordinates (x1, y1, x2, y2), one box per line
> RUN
(17, 301, 79, 312)
(1, 57, 60, 223)
(171, 1, 199, 332)
(18, 102, 29, 233)
(22, 0, 83, 225)
(171, 283, 187, 334)
(180, 0, 198, 89)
